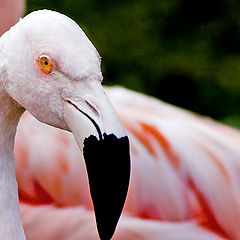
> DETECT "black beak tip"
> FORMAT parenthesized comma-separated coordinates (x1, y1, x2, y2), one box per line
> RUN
(83, 133, 130, 240)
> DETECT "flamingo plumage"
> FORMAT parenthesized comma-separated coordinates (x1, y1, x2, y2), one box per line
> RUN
(0, 0, 24, 36)
(16, 87, 240, 240)
(1, 2, 240, 240)
(0, 9, 130, 240)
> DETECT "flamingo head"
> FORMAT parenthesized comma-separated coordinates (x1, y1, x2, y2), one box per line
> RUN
(1, 10, 130, 240)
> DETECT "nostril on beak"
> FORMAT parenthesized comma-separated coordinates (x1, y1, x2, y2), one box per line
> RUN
(65, 99, 103, 140)
(85, 99, 99, 117)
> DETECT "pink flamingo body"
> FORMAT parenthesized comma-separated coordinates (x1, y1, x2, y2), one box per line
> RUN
(1, 1, 240, 239)
(0, 0, 24, 36)
(16, 87, 240, 240)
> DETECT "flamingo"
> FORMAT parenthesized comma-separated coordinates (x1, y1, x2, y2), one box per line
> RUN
(0, 9, 130, 240)
(1, 3, 240, 240)
(0, 0, 24, 36)
(17, 87, 240, 240)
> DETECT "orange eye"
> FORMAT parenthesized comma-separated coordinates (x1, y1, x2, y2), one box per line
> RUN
(39, 55, 52, 73)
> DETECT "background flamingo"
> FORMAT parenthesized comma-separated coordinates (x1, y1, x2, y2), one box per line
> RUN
(1, 1, 240, 240)
(17, 87, 240, 240)
(0, 0, 24, 36)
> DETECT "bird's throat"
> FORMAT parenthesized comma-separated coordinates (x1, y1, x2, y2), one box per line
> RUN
(0, 90, 26, 240)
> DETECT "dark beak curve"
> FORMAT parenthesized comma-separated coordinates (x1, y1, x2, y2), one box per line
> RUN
(62, 81, 131, 240)
(83, 133, 130, 240)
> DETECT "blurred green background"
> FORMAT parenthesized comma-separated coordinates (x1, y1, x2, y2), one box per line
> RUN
(26, 0, 240, 127)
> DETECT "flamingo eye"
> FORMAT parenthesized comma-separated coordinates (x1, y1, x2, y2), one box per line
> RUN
(39, 55, 52, 73)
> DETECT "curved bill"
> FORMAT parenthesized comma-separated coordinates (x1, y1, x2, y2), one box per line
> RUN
(62, 80, 130, 240)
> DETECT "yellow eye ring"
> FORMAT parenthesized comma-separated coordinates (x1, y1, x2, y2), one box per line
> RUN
(39, 55, 52, 73)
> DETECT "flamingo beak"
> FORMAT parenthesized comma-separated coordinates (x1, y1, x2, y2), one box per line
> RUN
(62, 80, 130, 240)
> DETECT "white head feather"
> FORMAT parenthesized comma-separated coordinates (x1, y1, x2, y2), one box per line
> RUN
(0, 10, 102, 130)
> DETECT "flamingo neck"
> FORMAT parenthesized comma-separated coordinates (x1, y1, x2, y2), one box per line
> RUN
(0, 89, 25, 239)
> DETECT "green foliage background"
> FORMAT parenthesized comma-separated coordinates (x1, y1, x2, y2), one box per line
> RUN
(26, 0, 240, 127)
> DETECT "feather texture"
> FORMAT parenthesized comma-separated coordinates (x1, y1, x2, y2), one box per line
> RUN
(16, 87, 240, 239)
